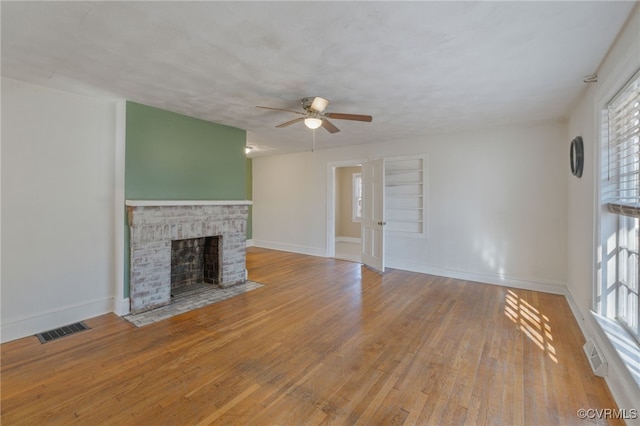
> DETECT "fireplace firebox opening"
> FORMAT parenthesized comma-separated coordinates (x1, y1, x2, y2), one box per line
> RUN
(170, 236, 221, 292)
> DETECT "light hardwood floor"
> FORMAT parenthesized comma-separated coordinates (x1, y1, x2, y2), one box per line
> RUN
(1, 247, 622, 425)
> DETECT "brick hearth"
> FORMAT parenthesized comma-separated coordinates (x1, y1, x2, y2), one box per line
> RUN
(126, 200, 251, 314)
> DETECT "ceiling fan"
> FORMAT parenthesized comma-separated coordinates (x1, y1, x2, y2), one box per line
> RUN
(256, 97, 372, 134)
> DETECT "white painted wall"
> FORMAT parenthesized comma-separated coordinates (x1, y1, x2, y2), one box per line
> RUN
(253, 119, 568, 293)
(1, 78, 117, 342)
(566, 4, 640, 415)
(252, 152, 327, 256)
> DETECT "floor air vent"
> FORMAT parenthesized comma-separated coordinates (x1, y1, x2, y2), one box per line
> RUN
(35, 321, 90, 343)
(583, 339, 607, 377)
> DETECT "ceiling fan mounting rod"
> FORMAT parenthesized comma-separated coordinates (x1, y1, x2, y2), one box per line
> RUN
(302, 96, 330, 113)
(301, 97, 315, 110)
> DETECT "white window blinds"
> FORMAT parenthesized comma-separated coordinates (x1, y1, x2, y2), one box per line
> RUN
(607, 70, 640, 217)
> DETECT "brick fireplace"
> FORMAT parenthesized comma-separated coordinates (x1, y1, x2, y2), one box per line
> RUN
(126, 200, 251, 314)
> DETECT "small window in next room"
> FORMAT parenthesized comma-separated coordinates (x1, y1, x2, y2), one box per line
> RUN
(352, 173, 362, 221)
(600, 69, 640, 341)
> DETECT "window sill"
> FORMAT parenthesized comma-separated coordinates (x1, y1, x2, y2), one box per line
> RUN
(592, 312, 640, 389)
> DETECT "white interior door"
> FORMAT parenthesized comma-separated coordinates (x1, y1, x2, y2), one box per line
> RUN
(361, 158, 385, 272)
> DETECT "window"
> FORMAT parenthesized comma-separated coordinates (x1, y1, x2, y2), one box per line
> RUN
(601, 70, 640, 340)
(352, 172, 362, 221)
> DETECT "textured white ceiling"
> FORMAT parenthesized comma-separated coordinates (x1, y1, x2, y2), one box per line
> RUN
(1, 1, 636, 157)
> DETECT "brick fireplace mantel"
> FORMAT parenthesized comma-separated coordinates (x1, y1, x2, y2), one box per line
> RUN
(126, 200, 252, 314)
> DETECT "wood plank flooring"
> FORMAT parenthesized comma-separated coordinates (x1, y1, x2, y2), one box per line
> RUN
(1, 247, 622, 425)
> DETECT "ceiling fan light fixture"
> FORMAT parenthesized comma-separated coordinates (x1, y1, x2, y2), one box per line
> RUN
(304, 117, 323, 130)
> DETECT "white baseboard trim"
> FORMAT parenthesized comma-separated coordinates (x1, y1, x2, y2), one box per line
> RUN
(246, 239, 254, 247)
(248, 247, 565, 294)
(251, 240, 325, 257)
(114, 297, 130, 316)
(563, 287, 588, 335)
(336, 236, 362, 244)
(1, 297, 113, 343)
(386, 257, 566, 294)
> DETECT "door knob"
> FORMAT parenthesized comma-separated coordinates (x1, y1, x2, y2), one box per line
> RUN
(378, 221, 386, 226)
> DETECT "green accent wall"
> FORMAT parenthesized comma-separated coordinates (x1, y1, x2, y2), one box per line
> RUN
(124, 101, 250, 297)
(125, 102, 246, 199)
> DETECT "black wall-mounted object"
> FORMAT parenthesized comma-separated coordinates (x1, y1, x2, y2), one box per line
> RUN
(570, 136, 584, 178)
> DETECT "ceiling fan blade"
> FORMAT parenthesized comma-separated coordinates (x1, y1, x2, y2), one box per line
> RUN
(276, 117, 305, 128)
(310, 97, 330, 112)
(256, 106, 304, 115)
(322, 119, 340, 134)
(324, 112, 373, 122)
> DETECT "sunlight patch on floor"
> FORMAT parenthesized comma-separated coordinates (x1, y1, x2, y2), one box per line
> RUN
(504, 290, 558, 363)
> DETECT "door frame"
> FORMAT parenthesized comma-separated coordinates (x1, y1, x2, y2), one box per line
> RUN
(326, 159, 366, 258)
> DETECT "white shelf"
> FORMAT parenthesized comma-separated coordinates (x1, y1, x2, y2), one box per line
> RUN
(385, 169, 422, 175)
(384, 155, 427, 238)
(386, 182, 423, 186)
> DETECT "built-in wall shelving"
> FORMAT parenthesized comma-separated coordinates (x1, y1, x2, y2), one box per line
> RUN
(385, 155, 427, 238)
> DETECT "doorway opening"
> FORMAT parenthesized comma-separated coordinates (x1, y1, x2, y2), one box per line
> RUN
(327, 159, 386, 271)
(334, 165, 362, 262)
